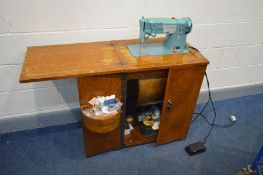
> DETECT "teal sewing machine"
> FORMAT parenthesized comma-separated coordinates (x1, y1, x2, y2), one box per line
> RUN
(128, 17, 192, 57)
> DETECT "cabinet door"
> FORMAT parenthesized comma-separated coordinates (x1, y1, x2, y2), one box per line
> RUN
(157, 65, 206, 144)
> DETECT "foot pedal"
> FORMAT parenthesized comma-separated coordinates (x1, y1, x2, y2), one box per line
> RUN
(185, 141, 206, 156)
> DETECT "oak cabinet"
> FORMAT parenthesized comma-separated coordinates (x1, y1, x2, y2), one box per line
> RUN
(78, 64, 206, 156)
(19, 38, 209, 157)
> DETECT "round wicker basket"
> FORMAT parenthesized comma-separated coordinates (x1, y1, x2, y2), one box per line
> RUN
(81, 104, 120, 134)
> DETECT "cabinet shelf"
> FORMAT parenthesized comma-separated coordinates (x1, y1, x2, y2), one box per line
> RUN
(124, 119, 157, 147)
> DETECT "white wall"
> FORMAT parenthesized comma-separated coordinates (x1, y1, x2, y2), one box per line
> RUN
(0, 0, 263, 128)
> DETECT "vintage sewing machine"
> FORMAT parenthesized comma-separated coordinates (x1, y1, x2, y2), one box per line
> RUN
(128, 17, 192, 57)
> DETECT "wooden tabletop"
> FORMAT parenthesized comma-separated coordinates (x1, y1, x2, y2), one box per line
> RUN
(19, 38, 209, 83)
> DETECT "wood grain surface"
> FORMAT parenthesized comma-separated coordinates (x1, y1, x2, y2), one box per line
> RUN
(112, 39, 209, 73)
(19, 38, 209, 83)
(157, 65, 207, 144)
(82, 105, 121, 134)
(77, 75, 122, 156)
(77, 75, 122, 106)
(137, 78, 167, 105)
(124, 119, 156, 147)
(82, 125, 121, 157)
(20, 42, 122, 83)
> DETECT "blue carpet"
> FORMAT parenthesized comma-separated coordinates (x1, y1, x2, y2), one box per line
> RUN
(0, 94, 263, 175)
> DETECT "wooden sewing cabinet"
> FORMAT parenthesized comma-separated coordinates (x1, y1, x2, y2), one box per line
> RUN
(20, 38, 209, 157)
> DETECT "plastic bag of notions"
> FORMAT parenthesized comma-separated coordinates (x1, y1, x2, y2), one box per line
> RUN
(82, 95, 123, 118)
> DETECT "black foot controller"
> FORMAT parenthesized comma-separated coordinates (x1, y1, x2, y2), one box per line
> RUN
(185, 141, 206, 156)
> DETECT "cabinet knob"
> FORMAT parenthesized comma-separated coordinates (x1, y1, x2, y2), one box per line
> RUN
(167, 100, 173, 110)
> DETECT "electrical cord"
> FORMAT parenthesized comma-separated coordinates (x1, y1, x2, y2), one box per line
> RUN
(188, 45, 210, 124)
(202, 72, 217, 143)
(191, 100, 209, 123)
(187, 46, 199, 52)
(188, 45, 236, 143)
(198, 73, 236, 142)
(193, 113, 235, 128)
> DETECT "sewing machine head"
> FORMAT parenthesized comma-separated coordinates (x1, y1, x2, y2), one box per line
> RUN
(128, 16, 192, 57)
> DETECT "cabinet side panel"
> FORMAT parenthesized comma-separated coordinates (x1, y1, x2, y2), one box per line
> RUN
(157, 65, 207, 144)
(77, 75, 122, 106)
(77, 75, 122, 156)
(82, 123, 121, 156)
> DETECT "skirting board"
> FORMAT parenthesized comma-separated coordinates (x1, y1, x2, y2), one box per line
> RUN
(197, 82, 263, 103)
(0, 82, 263, 134)
(0, 107, 81, 134)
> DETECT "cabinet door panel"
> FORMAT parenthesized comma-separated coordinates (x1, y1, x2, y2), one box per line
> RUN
(157, 66, 206, 144)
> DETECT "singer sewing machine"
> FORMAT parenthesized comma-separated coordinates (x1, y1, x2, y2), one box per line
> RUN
(128, 17, 192, 57)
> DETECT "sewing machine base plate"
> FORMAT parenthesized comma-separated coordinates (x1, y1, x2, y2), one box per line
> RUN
(127, 43, 189, 57)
